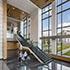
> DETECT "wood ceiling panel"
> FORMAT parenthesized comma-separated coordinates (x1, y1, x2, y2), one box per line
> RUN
(30, 0, 54, 8)
(7, 4, 29, 20)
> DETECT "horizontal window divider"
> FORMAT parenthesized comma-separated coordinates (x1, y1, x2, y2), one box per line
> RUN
(40, 35, 70, 40)
(42, 2, 52, 9)
(42, 16, 52, 20)
(42, 9, 52, 14)
(57, 25, 70, 29)
(43, 29, 51, 32)
(57, 8, 70, 14)
(57, 0, 70, 7)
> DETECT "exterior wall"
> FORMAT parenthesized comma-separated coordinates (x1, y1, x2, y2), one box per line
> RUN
(0, 0, 3, 59)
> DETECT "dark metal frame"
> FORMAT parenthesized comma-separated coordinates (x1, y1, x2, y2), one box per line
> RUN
(23, 17, 30, 39)
(41, 4, 52, 53)
(56, 0, 70, 55)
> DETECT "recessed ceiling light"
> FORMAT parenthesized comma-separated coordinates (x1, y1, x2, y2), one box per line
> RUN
(22, 12, 24, 14)
(13, 7, 15, 10)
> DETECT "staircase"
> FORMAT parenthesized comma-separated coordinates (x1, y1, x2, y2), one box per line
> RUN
(17, 33, 53, 64)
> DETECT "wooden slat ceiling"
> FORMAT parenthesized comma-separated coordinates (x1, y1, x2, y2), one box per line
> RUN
(30, 0, 55, 8)
(7, 4, 29, 20)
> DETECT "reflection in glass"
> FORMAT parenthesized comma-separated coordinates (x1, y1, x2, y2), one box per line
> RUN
(57, 13, 61, 27)
(43, 12, 48, 19)
(43, 31, 48, 36)
(62, 1, 70, 10)
(62, 27, 70, 35)
(62, 38, 70, 56)
(62, 10, 70, 26)
(43, 19, 48, 30)
(57, 29, 61, 35)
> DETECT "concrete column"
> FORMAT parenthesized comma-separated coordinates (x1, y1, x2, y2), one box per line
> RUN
(30, 9, 38, 43)
(3, 0, 7, 59)
(0, 0, 3, 59)
(30, 8, 42, 49)
(51, 1, 57, 54)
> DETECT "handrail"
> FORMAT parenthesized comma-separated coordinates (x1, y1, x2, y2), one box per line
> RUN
(49, 54, 70, 63)
(17, 33, 53, 64)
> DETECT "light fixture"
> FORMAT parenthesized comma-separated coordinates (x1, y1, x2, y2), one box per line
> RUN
(12, 7, 15, 10)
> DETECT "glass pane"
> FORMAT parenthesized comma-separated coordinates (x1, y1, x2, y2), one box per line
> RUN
(49, 30, 52, 36)
(57, 6, 61, 12)
(24, 28, 26, 35)
(43, 19, 48, 30)
(57, 0, 61, 5)
(43, 39, 48, 52)
(62, 10, 70, 26)
(57, 38, 62, 55)
(62, 27, 70, 35)
(42, 6, 48, 12)
(57, 13, 61, 27)
(57, 29, 61, 35)
(62, 1, 70, 10)
(49, 4, 52, 9)
(62, 38, 70, 56)
(62, 0, 67, 2)
(49, 17, 52, 30)
(43, 12, 48, 19)
(43, 31, 48, 36)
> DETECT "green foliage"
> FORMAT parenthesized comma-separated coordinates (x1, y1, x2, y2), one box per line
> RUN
(58, 44, 70, 51)
(64, 51, 70, 56)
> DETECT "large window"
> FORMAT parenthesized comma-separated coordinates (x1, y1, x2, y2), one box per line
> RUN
(41, 0, 70, 56)
(56, 0, 70, 56)
(42, 4, 52, 53)
(23, 17, 31, 40)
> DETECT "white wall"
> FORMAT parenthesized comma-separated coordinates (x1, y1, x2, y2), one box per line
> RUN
(30, 8, 42, 49)
(0, 0, 3, 59)
(38, 9, 42, 49)
(30, 9, 38, 42)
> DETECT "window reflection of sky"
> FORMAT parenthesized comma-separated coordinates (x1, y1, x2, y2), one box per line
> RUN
(42, 0, 70, 36)
(43, 19, 48, 30)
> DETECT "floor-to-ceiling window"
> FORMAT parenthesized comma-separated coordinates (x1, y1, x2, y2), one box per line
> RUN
(41, 0, 70, 56)
(41, 0, 70, 70)
(56, 0, 70, 56)
(23, 17, 31, 40)
(41, 4, 52, 53)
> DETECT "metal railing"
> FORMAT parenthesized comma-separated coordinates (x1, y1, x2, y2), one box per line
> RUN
(17, 33, 53, 64)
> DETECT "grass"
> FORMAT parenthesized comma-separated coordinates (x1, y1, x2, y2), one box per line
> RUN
(58, 44, 70, 51)
(64, 51, 70, 56)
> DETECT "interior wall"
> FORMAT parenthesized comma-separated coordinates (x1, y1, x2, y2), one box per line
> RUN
(30, 9, 38, 43)
(7, 42, 18, 59)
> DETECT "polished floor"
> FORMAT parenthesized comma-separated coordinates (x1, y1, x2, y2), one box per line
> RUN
(0, 60, 9, 70)
(0, 56, 70, 70)
(4, 56, 70, 70)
